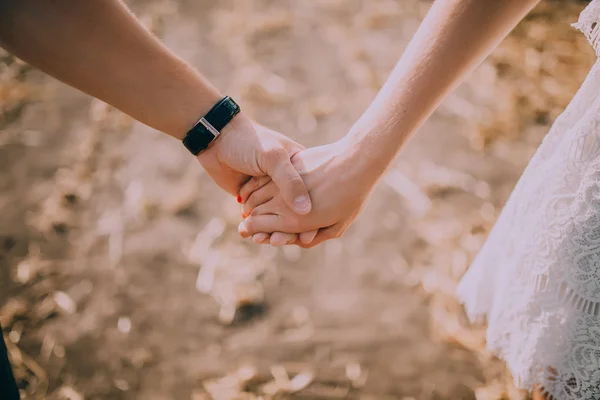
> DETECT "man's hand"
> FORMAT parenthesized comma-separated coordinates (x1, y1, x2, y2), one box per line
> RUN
(197, 114, 312, 215)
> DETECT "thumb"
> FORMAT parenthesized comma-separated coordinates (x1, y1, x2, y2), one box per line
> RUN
(263, 148, 312, 215)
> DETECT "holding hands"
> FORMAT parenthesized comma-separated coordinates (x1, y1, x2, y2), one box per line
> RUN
(2, 0, 533, 250)
(237, 137, 380, 248)
(196, 116, 313, 216)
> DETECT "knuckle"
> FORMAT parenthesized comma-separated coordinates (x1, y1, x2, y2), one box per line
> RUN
(264, 147, 287, 166)
(246, 193, 257, 209)
(286, 175, 305, 189)
(252, 176, 263, 190)
(260, 175, 272, 188)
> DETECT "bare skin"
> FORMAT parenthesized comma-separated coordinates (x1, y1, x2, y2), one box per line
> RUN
(0, 0, 313, 215)
(0, 1, 557, 397)
(241, 1, 551, 396)
(239, 0, 541, 247)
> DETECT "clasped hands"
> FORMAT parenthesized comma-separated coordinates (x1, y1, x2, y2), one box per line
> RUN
(196, 112, 379, 248)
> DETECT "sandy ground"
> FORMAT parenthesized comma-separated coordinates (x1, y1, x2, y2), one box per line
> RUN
(0, 0, 596, 399)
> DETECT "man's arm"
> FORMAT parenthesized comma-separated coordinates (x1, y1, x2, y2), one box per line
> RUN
(0, 0, 219, 138)
(0, 0, 312, 214)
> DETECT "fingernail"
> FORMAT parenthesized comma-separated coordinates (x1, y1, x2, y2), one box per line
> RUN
(253, 234, 264, 244)
(238, 221, 247, 234)
(237, 195, 242, 203)
(293, 195, 311, 213)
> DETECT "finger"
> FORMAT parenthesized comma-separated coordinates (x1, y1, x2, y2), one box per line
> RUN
(252, 232, 270, 244)
(238, 214, 288, 237)
(248, 197, 283, 218)
(299, 229, 318, 244)
(270, 232, 299, 247)
(264, 149, 312, 215)
(239, 175, 272, 204)
(292, 226, 338, 248)
(243, 183, 278, 217)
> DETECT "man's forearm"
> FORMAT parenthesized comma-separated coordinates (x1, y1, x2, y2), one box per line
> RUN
(0, 0, 221, 139)
(346, 0, 540, 175)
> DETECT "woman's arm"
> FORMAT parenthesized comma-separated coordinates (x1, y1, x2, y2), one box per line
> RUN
(238, 0, 541, 246)
(0, 0, 312, 214)
(347, 0, 540, 176)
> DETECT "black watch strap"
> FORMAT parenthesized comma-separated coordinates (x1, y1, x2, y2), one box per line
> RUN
(182, 96, 241, 155)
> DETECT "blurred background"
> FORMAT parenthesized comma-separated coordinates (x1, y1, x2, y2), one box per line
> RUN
(0, 0, 596, 399)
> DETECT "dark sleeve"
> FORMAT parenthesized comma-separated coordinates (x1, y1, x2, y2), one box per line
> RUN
(0, 326, 20, 399)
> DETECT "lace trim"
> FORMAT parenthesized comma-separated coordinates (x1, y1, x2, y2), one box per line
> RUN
(457, 37, 600, 397)
(572, 0, 600, 57)
(535, 275, 600, 316)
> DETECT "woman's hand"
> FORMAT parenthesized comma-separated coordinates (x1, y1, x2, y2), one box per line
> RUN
(197, 117, 312, 215)
(237, 139, 380, 247)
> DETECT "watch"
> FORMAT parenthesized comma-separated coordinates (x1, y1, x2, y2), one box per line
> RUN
(182, 96, 241, 155)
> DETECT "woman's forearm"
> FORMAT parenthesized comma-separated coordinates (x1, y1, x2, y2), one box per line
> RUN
(346, 0, 540, 176)
(0, 0, 221, 139)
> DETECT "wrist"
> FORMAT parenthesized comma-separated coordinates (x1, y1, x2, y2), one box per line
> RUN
(335, 135, 385, 190)
(163, 80, 223, 140)
(340, 122, 404, 185)
(195, 111, 254, 164)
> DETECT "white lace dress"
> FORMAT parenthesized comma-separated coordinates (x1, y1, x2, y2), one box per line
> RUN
(457, 2, 600, 399)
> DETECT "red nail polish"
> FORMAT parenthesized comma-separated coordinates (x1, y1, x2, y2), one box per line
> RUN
(237, 195, 242, 203)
